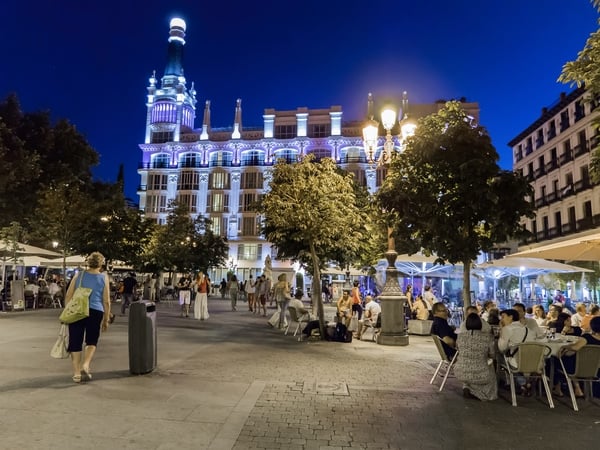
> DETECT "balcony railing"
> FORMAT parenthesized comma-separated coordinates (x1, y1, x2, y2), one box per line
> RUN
(545, 159, 558, 172)
(525, 145, 533, 156)
(547, 129, 557, 140)
(573, 178, 591, 193)
(523, 214, 600, 245)
(558, 152, 573, 165)
(534, 197, 547, 208)
(573, 143, 588, 158)
(533, 167, 546, 179)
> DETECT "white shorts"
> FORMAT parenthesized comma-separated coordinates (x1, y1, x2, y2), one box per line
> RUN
(179, 290, 191, 305)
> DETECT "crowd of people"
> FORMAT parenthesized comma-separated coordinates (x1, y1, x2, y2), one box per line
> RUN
(430, 297, 600, 401)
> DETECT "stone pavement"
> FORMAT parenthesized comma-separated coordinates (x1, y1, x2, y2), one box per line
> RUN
(1, 297, 599, 450)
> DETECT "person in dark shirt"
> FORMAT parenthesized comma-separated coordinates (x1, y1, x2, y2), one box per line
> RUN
(120, 273, 138, 315)
(431, 302, 457, 359)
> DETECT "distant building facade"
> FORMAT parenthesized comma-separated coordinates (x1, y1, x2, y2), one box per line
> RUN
(509, 87, 600, 248)
(138, 18, 480, 281)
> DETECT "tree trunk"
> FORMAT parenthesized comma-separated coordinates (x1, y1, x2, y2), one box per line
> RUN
(462, 259, 472, 310)
(309, 242, 325, 339)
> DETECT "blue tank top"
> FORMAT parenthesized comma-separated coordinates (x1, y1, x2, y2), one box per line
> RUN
(77, 271, 106, 312)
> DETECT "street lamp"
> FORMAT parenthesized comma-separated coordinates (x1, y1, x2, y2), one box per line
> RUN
(362, 97, 415, 346)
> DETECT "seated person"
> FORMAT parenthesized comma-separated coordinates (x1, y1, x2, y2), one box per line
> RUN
(288, 291, 312, 321)
(486, 307, 501, 326)
(336, 289, 353, 327)
(431, 302, 457, 359)
(411, 295, 430, 321)
(581, 305, 600, 333)
(24, 278, 39, 296)
(498, 309, 535, 369)
(548, 312, 581, 336)
(513, 302, 545, 339)
(356, 296, 381, 340)
(460, 305, 491, 333)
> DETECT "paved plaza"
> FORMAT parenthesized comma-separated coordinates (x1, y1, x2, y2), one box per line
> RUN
(1, 297, 599, 450)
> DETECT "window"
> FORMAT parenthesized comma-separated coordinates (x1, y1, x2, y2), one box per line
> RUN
(240, 171, 264, 189)
(240, 150, 264, 166)
(176, 194, 197, 213)
(147, 174, 167, 190)
(583, 201, 592, 218)
(145, 195, 167, 213)
(208, 193, 229, 212)
(273, 149, 298, 164)
(536, 129, 544, 148)
(307, 148, 332, 161)
(574, 99, 585, 121)
(180, 153, 201, 168)
(548, 120, 557, 140)
(209, 171, 230, 189)
(151, 131, 174, 144)
(241, 216, 259, 236)
(178, 171, 199, 190)
(554, 211, 562, 234)
(274, 125, 297, 139)
(309, 123, 331, 138)
(560, 110, 570, 131)
(237, 244, 262, 261)
(240, 193, 261, 212)
(209, 151, 233, 167)
(152, 154, 170, 168)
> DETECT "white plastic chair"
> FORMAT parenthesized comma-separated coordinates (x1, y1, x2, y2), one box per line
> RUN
(500, 342, 554, 408)
(430, 335, 458, 391)
(285, 307, 310, 339)
(558, 345, 600, 411)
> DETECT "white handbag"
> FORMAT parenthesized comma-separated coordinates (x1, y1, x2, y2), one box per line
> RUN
(50, 324, 70, 359)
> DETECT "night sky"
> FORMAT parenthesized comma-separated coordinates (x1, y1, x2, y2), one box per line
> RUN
(1, 0, 597, 201)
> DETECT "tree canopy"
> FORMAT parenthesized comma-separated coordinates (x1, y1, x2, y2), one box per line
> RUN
(258, 155, 372, 336)
(378, 101, 534, 307)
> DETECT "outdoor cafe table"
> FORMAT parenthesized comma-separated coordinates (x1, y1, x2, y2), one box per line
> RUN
(536, 335, 580, 357)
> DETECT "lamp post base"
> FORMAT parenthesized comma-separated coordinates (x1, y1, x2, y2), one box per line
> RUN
(377, 249, 409, 347)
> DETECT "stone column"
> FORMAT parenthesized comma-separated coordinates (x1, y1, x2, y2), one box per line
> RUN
(377, 248, 409, 346)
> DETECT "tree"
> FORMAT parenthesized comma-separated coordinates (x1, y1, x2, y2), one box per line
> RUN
(143, 202, 228, 278)
(558, 1, 600, 182)
(257, 155, 371, 337)
(0, 93, 100, 228)
(377, 101, 534, 308)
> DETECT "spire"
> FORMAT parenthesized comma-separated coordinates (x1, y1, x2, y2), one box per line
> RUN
(200, 100, 211, 140)
(367, 92, 374, 120)
(163, 18, 186, 81)
(232, 98, 242, 139)
(401, 91, 409, 120)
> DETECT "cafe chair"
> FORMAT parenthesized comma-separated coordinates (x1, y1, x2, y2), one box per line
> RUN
(558, 346, 600, 411)
(430, 335, 458, 392)
(501, 343, 554, 408)
(285, 307, 310, 339)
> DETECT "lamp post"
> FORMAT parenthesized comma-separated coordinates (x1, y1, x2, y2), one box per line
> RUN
(53, 240, 67, 300)
(363, 101, 412, 346)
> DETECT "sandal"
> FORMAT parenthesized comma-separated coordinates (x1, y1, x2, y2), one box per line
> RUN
(72, 375, 82, 383)
(81, 367, 92, 382)
(552, 389, 564, 398)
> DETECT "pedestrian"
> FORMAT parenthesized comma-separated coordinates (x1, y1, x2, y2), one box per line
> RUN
(273, 274, 292, 329)
(177, 273, 193, 317)
(65, 252, 111, 383)
(120, 272, 138, 315)
(246, 274, 256, 312)
(194, 271, 211, 320)
(220, 278, 227, 299)
(228, 274, 239, 311)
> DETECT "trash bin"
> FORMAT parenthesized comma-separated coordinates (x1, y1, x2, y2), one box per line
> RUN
(128, 301, 157, 374)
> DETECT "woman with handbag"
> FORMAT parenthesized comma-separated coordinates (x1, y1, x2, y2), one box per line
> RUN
(64, 252, 111, 383)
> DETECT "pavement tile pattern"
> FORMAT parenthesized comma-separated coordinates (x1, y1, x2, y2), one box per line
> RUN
(1, 297, 600, 450)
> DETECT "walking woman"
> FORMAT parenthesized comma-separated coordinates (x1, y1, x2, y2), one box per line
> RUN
(228, 274, 239, 311)
(65, 252, 111, 383)
(194, 271, 210, 320)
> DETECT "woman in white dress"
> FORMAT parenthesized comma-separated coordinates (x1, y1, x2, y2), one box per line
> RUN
(194, 272, 210, 320)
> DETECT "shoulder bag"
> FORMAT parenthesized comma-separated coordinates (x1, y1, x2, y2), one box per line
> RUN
(50, 323, 70, 359)
(59, 272, 91, 324)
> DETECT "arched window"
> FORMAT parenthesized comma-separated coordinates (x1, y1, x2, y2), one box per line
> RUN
(209, 151, 233, 167)
(152, 153, 170, 169)
(180, 152, 201, 168)
(273, 149, 298, 164)
(307, 148, 332, 161)
(241, 150, 265, 166)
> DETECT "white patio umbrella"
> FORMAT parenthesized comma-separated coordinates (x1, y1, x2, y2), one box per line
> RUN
(512, 232, 600, 262)
(475, 256, 592, 301)
(1, 242, 60, 285)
